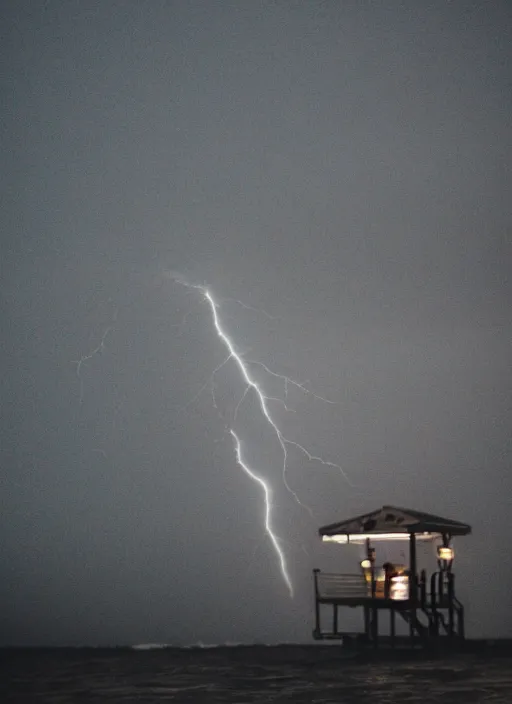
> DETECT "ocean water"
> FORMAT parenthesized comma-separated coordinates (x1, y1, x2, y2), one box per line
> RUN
(3, 644, 512, 702)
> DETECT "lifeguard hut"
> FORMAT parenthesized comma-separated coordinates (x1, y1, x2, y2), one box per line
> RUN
(312, 505, 471, 648)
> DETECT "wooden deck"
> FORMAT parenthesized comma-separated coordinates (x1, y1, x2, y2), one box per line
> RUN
(313, 570, 465, 644)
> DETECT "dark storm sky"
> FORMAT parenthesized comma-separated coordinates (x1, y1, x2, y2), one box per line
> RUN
(2, 1, 511, 646)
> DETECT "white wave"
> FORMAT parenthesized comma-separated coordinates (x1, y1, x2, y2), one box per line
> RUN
(131, 640, 319, 650)
(188, 641, 245, 649)
(184, 640, 313, 649)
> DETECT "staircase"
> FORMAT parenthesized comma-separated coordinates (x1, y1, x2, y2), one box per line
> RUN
(398, 601, 464, 641)
(398, 609, 430, 639)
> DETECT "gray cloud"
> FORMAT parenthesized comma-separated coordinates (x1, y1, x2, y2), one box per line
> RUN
(2, 0, 511, 645)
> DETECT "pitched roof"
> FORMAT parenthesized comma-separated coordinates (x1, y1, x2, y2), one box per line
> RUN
(319, 505, 471, 537)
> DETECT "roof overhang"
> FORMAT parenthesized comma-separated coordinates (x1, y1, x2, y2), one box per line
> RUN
(319, 505, 471, 543)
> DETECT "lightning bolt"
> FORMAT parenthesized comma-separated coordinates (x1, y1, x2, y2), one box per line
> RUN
(202, 287, 314, 513)
(72, 326, 112, 406)
(230, 429, 293, 597)
(72, 304, 118, 407)
(73, 326, 111, 377)
(171, 276, 352, 596)
(221, 296, 278, 320)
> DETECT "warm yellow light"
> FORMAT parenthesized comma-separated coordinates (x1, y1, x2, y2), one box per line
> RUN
(390, 575, 409, 601)
(438, 546, 454, 561)
(322, 532, 437, 544)
(360, 559, 372, 569)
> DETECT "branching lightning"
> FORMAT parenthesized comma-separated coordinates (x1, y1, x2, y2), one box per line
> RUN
(172, 276, 352, 596)
(246, 359, 338, 405)
(72, 305, 118, 406)
(221, 296, 278, 321)
(73, 326, 111, 377)
(72, 326, 112, 406)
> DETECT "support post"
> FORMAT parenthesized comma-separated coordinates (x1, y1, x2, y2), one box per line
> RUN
(313, 569, 321, 637)
(366, 538, 376, 598)
(458, 601, 465, 640)
(430, 572, 439, 636)
(447, 572, 454, 638)
(363, 605, 370, 640)
(408, 533, 417, 644)
(372, 607, 379, 648)
(419, 569, 426, 608)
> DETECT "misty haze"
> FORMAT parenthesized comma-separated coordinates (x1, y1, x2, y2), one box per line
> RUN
(2, 0, 511, 670)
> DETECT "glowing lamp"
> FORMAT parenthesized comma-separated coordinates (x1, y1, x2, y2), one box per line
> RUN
(390, 575, 409, 601)
(437, 546, 454, 562)
(322, 532, 436, 544)
(360, 559, 372, 570)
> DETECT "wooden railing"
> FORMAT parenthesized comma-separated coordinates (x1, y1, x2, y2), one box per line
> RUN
(313, 568, 465, 642)
(314, 570, 368, 600)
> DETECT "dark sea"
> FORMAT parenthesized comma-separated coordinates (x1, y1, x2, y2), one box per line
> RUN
(3, 643, 512, 703)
